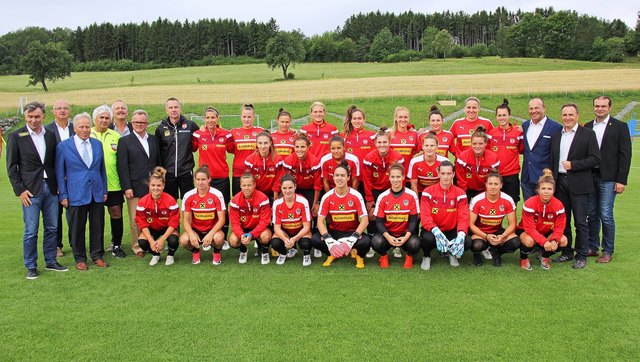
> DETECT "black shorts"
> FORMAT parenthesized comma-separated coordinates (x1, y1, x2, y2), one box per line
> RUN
(105, 191, 124, 207)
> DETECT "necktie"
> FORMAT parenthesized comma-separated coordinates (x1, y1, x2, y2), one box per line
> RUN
(81, 140, 90, 167)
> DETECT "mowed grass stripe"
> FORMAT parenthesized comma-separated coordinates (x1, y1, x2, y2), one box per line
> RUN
(2, 68, 639, 109)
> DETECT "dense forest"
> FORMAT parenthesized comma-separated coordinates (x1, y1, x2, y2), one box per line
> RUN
(1, 7, 638, 75)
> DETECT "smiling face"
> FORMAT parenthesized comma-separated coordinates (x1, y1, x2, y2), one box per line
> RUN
(375, 134, 390, 156)
(310, 106, 325, 124)
(422, 137, 437, 157)
(395, 109, 410, 129)
(389, 168, 404, 191)
(240, 176, 255, 198)
(24, 107, 45, 133)
(465, 100, 479, 121)
(330, 140, 344, 160)
(294, 139, 308, 159)
(485, 175, 503, 197)
(496, 108, 510, 128)
(561, 105, 579, 131)
(194, 171, 210, 193)
(74, 117, 92, 140)
(537, 182, 555, 203)
(281, 180, 296, 199)
(471, 136, 486, 157)
(53, 101, 70, 122)
(111, 101, 128, 123)
(351, 110, 365, 130)
(149, 177, 165, 199)
(429, 113, 443, 132)
(528, 98, 545, 124)
(593, 98, 611, 120)
(333, 166, 349, 189)
(256, 134, 272, 157)
(241, 108, 254, 128)
(277, 115, 291, 133)
(204, 110, 219, 130)
(131, 113, 149, 137)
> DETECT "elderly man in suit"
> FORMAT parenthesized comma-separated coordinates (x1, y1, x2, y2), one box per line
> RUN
(585, 96, 632, 263)
(550, 103, 600, 269)
(521, 98, 563, 201)
(45, 100, 75, 256)
(55, 113, 109, 271)
(7, 102, 68, 279)
(116, 110, 161, 257)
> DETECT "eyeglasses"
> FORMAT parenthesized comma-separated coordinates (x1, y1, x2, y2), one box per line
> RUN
(132, 122, 148, 125)
(54, 107, 70, 110)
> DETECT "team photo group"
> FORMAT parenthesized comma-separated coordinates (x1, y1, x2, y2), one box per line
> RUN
(7, 94, 632, 279)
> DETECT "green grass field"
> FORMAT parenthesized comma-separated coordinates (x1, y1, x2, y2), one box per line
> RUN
(1, 92, 639, 360)
(2, 58, 639, 93)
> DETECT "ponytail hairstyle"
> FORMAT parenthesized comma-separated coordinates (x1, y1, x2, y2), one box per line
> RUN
(375, 126, 391, 141)
(537, 168, 556, 189)
(495, 98, 511, 115)
(195, 164, 211, 179)
(429, 105, 443, 120)
(149, 166, 167, 184)
(334, 160, 352, 178)
(254, 131, 276, 162)
(277, 107, 291, 120)
(241, 103, 254, 113)
(343, 105, 365, 138)
(471, 126, 488, 142)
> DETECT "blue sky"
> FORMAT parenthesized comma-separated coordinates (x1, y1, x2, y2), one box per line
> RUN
(2, 0, 637, 36)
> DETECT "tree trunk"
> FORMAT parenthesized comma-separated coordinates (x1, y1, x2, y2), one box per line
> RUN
(281, 64, 288, 79)
(41, 79, 48, 92)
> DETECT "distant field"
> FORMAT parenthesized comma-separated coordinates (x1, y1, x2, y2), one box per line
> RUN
(1, 58, 640, 110)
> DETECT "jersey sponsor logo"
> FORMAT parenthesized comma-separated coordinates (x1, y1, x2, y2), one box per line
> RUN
(283, 221, 303, 230)
(193, 212, 215, 220)
(348, 147, 353, 152)
(146, 217, 153, 223)
(446, 208, 457, 212)
(393, 204, 400, 211)
(401, 139, 407, 144)
(280, 140, 286, 144)
(386, 214, 408, 222)
(373, 172, 379, 178)
(461, 139, 471, 147)
(240, 216, 246, 223)
(489, 209, 496, 215)
(332, 214, 355, 222)
(432, 208, 438, 214)
(288, 213, 294, 219)
(202, 144, 208, 150)
(338, 204, 345, 211)
(199, 202, 206, 209)
(427, 171, 434, 177)
(466, 173, 472, 179)
(396, 147, 412, 155)
(244, 134, 249, 139)
(480, 217, 502, 226)
(164, 130, 171, 137)
(237, 143, 255, 151)
(493, 146, 498, 151)
(543, 221, 554, 225)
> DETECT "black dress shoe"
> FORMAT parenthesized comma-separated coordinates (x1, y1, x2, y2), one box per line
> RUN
(26, 268, 39, 280)
(45, 262, 69, 272)
(572, 259, 587, 269)
(473, 253, 483, 266)
(552, 254, 574, 263)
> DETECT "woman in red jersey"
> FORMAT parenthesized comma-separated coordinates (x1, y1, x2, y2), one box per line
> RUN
(468, 173, 521, 267)
(408, 133, 449, 195)
(228, 173, 273, 265)
(300, 101, 338, 159)
(419, 161, 471, 270)
(271, 174, 313, 266)
(192, 106, 232, 206)
(487, 99, 524, 205)
(282, 133, 322, 217)
(179, 166, 227, 266)
(271, 108, 297, 157)
(449, 97, 493, 156)
(455, 126, 500, 200)
(517, 169, 568, 271)
(371, 164, 421, 269)
(135, 167, 180, 266)
(419, 106, 455, 157)
(230, 104, 263, 196)
(311, 162, 370, 269)
(342, 105, 376, 161)
(319, 135, 360, 192)
(244, 131, 284, 202)
(388, 106, 420, 171)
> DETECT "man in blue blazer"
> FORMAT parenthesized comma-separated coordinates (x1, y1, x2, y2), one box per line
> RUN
(521, 98, 563, 201)
(55, 113, 108, 271)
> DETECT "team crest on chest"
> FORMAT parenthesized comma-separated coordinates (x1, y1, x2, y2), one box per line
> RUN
(403, 200, 409, 206)
(348, 200, 354, 207)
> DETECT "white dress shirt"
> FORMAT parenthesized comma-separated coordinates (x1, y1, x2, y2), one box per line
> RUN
(28, 126, 47, 178)
(134, 131, 150, 157)
(592, 115, 609, 148)
(558, 123, 578, 173)
(73, 135, 93, 166)
(55, 121, 71, 141)
(526, 116, 547, 149)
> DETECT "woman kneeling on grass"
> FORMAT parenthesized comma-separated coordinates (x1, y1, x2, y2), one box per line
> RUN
(228, 172, 272, 265)
(517, 169, 568, 271)
(179, 165, 227, 266)
(371, 163, 421, 269)
(311, 162, 370, 269)
(468, 172, 520, 267)
(135, 167, 180, 266)
(271, 174, 313, 266)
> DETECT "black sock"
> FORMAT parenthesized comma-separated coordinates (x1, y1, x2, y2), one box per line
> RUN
(239, 245, 247, 253)
(110, 217, 123, 246)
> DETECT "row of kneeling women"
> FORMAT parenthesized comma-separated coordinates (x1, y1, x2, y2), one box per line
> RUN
(137, 160, 566, 271)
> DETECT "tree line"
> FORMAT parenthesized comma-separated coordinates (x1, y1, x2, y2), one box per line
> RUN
(1, 7, 639, 80)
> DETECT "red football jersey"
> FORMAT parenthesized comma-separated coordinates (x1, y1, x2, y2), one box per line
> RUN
(192, 127, 231, 178)
(244, 152, 284, 195)
(362, 149, 404, 202)
(319, 153, 360, 189)
(229, 126, 263, 177)
(455, 149, 500, 192)
(407, 154, 449, 193)
(342, 128, 377, 160)
(282, 153, 322, 191)
(319, 188, 367, 233)
(487, 125, 524, 177)
(272, 194, 311, 236)
(420, 183, 469, 233)
(271, 130, 297, 157)
(136, 192, 180, 231)
(469, 192, 516, 234)
(300, 121, 339, 159)
(519, 195, 567, 247)
(388, 129, 420, 171)
(418, 130, 455, 157)
(229, 190, 271, 238)
(182, 187, 226, 233)
(449, 117, 494, 155)
(374, 188, 420, 236)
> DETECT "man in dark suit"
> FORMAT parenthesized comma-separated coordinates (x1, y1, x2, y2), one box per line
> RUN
(585, 96, 632, 263)
(117, 109, 160, 257)
(44, 100, 74, 256)
(55, 113, 109, 271)
(550, 103, 600, 269)
(521, 98, 563, 201)
(7, 102, 68, 279)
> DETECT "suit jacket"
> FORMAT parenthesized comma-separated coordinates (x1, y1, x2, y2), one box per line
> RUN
(521, 117, 563, 185)
(550, 125, 601, 195)
(584, 116, 632, 185)
(44, 121, 75, 144)
(55, 136, 108, 206)
(116, 133, 161, 197)
(6, 126, 57, 196)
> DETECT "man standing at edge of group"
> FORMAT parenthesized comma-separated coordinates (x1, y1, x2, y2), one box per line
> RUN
(56, 113, 109, 271)
(45, 100, 74, 257)
(550, 103, 600, 269)
(7, 101, 68, 279)
(521, 98, 563, 201)
(585, 96, 632, 263)
(110, 100, 132, 136)
(155, 97, 200, 200)
(117, 110, 160, 258)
